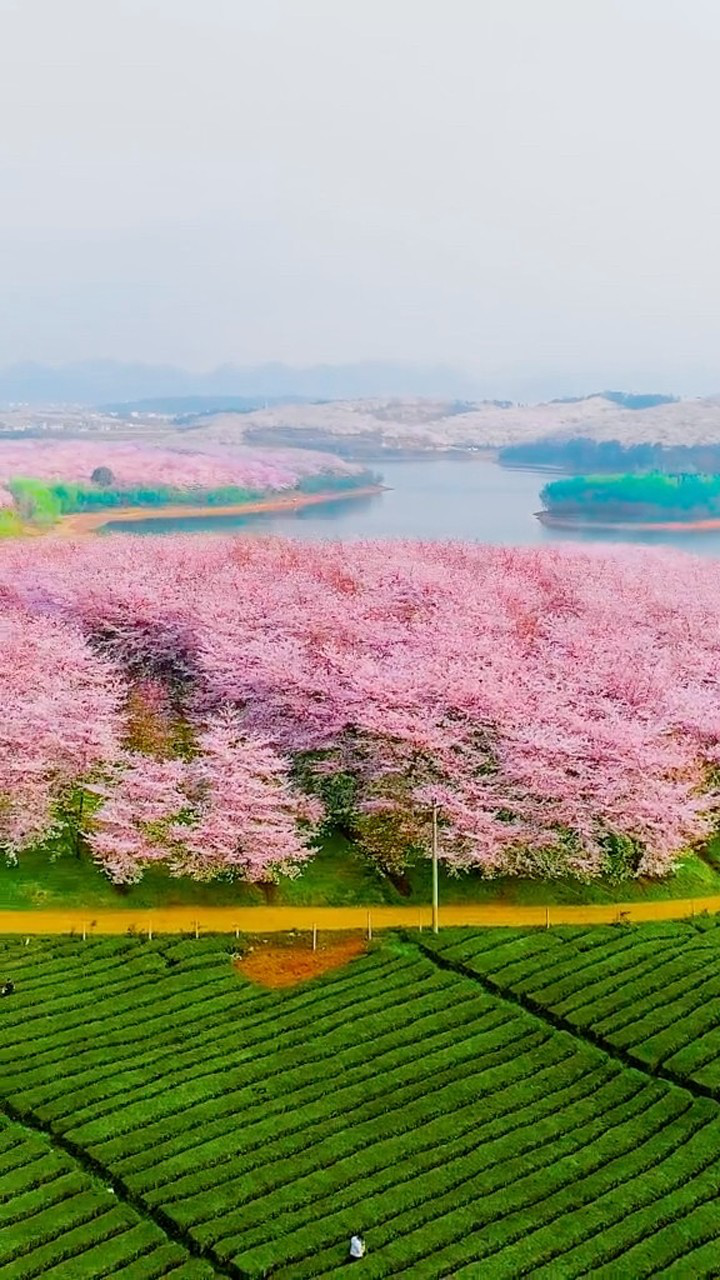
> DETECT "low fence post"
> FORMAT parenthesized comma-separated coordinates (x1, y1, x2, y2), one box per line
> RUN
(545, 906, 550, 930)
(367, 911, 373, 942)
(312, 924, 317, 952)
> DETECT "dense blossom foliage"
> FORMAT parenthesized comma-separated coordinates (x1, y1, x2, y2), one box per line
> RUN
(89, 714, 320, 883)
(0, 439, 359, 509)
(2, 536, 720, 881)
(0, 609, 121, 853)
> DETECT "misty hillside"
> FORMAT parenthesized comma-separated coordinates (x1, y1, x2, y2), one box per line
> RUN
(174, 394, 720, 455)
(4, 385, 720, 457)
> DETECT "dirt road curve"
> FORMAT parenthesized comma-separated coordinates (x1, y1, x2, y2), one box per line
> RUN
(1, 897, 719, 935)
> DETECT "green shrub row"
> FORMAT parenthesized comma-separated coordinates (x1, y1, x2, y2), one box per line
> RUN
(439, 1162, 720, 1280)
(113, 992, 498, 1185)
(6, 468, 379, 525)
(0, 1118, 205, 1280)
(0, 1206, 152, 1280)
(574, 952, 707, 1031)
(529, 1151, 720, 1278)
(339, 1094, 707, 1280)
(225, 1063, 632, 1269)
(71, 960, 434, 1150)
(665, 1027, 720, 1085)
(272, 1081, 694, 1279)
(131, 1026, 567, 1215)
(130, 1008, 543, 1208)
(517, 935, 678, 1003)
(169, 1030, 569, 1238)
(431, 923, 720, 1093)
(137, 1015, 542, 1207)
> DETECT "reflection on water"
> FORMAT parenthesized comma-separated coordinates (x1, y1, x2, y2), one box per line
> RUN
(101, 458, 720, 557)
(104, 494, 383, 536)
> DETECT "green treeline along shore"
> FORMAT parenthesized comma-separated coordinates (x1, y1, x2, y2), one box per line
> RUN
(0, 469, 379, 536)
(540, 471, 720, 525)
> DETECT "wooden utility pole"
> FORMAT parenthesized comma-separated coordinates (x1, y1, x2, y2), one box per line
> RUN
(432, 800, 439, 934)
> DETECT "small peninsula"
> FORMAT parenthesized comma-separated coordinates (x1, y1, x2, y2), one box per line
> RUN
(537, 471, 720, 531)
(0, 439, 380, 538)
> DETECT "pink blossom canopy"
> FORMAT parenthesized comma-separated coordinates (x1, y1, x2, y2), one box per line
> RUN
(0, 439, 359, 508)
(2, 535, 720, 881)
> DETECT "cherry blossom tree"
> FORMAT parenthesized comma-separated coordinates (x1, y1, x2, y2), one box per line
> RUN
(87, 755, 190, 883)
(0, 608, 121, 855)
(88, 713, 320, 883)
(177, 713, 320, 882)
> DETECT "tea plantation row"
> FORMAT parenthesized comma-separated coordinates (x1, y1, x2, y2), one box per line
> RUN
(426, 918, 720, 1093)
(0, 925, 718, 1276)
(0, 1114, 213, 1278)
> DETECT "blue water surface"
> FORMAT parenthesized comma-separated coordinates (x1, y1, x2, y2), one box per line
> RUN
(101, 458, 720, 556)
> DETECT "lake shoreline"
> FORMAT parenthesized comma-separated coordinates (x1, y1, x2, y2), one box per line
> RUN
(536, 510, 720, 533)
(53, 484, 385, 537)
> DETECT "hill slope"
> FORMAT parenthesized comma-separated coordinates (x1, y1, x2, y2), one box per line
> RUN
(185, 394, 720, 455)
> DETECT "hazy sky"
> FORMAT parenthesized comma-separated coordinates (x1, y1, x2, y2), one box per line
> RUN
(2, 0, 720, 393)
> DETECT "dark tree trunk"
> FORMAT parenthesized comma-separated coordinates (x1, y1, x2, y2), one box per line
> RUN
(385, 868, 412, 897)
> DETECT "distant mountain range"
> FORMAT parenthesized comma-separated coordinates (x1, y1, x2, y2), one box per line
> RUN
(0, 358, 688, 410)
(0, 360, 484, 407)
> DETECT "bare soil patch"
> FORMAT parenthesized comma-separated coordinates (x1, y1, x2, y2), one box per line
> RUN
(236, 935, 366, 987)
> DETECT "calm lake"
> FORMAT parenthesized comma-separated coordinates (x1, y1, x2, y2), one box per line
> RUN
(102, 457, 720, 556)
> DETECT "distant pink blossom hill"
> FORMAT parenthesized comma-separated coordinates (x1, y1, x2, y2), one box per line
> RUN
(0, 439, 360, 507)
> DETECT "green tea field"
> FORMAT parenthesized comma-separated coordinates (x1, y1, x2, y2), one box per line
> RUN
(1, 922, 719, 1277)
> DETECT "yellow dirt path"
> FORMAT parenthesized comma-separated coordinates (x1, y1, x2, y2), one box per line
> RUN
(1, 897, 719, 935)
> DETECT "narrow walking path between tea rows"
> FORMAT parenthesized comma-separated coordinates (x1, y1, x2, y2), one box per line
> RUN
(2, 895, 720, 934)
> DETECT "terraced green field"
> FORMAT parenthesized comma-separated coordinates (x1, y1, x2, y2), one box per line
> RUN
(0, 923, 719, 1277)
(426, 919, 720, 1095)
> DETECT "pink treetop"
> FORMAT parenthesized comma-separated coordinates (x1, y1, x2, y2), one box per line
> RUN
(87, 755, 190, 883)
(88, 713, 319, 883)
(0, 608, 121, 854)
(177, 712, 320, 881)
